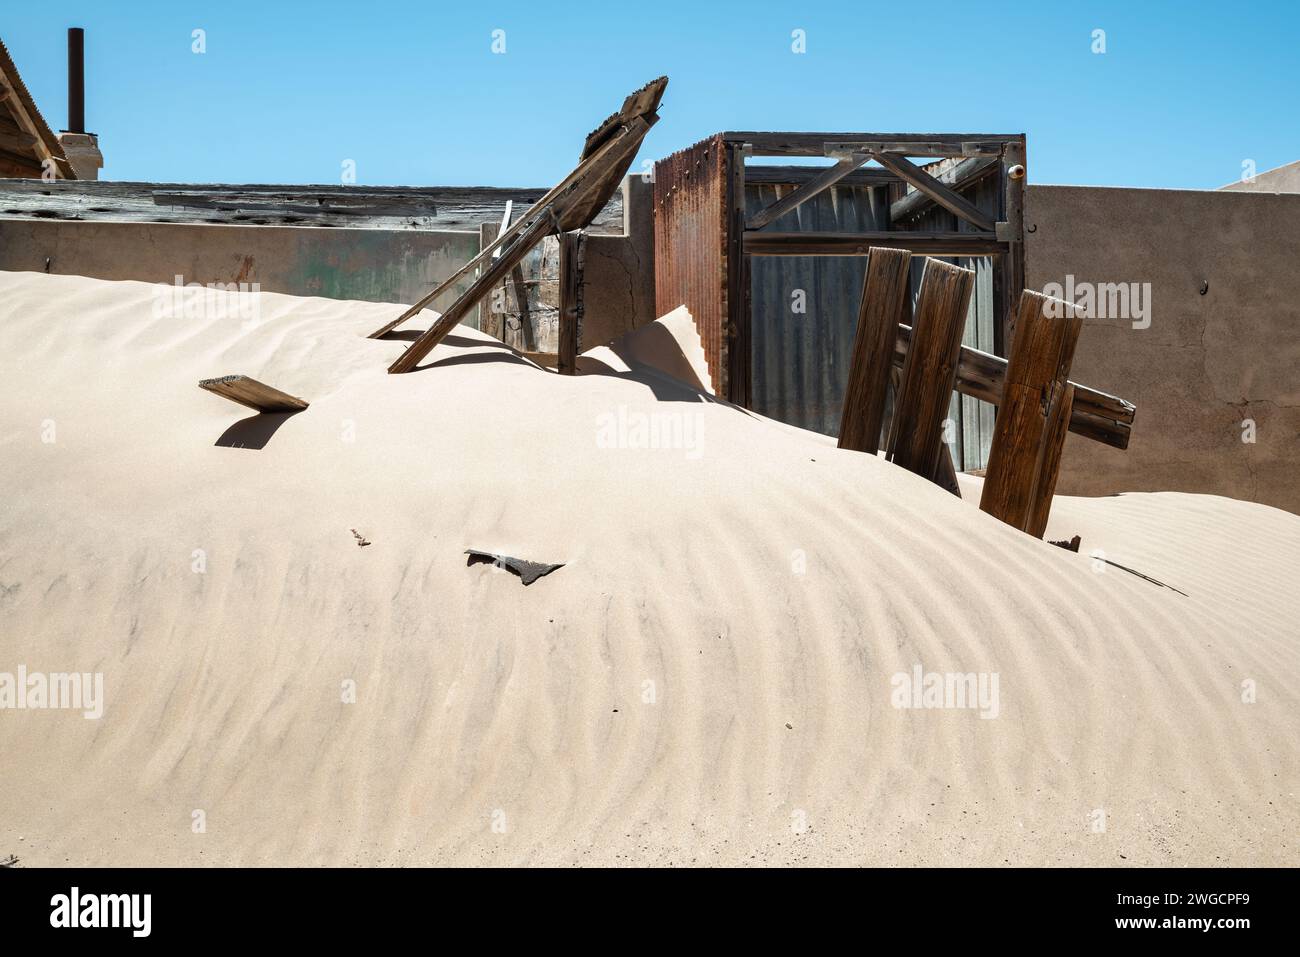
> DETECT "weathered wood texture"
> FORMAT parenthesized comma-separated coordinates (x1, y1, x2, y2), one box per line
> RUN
(198, 375, 308, 413)
(388, 208, 555, 373)
(978, 290, 1083, 535)
(0, 178, 625, 231)
(1026, 382, 1076, 537)
(837, 246, 913, 454)
(886, 259, 975, 479)
(868, 151, 995, 232)
(557, 230, 587, 375)
(380, 78, 665, 362)
(891, 324, 1134, 449)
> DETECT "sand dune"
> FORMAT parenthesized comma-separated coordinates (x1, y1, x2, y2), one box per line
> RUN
(0, 270, 1296, 866)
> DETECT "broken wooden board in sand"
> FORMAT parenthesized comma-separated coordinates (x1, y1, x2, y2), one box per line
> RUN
(198, 375, 308, 413)
(465, 549, 564, 586)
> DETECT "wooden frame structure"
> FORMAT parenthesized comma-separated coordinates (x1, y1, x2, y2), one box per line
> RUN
(373, 77, 667, 373)
(654, 130, 1027, 409)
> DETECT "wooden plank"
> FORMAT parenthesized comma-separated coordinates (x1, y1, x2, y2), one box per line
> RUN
(557, 230, 586, 375)
(891, 324, 1134, 447)
(1025, 383, 1075, 537)
(890, 155, 998, 223)
(388, 207, 556, 373)
(747, 153, 868, 230)
(837, 246, 912, 454)
(978, 290, 1082, 534)
(199, 375, 308, 413)
(745, 231, 1007, 257)
(722, 132, 1019, 158)
(869, 151, 996, 232)
(369, 111, 652, 340)
(886, 259, 975, 480)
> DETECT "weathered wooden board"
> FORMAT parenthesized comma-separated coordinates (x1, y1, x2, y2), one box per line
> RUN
(199, 375, 308, 413)
(892, 323, 1134, 448)
(979, 290, 1083, 535)
(886, 259, 975, 480)
(838, 246, 912, 454)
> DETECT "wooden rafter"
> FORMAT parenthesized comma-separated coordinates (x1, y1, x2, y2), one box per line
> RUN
(869, 151, 995, 232)
(747, 153, 868, 230)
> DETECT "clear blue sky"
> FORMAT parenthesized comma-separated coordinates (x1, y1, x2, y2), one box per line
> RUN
(5, 0, 1297, 189)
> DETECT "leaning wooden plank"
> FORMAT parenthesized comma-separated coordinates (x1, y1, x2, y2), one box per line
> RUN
(837, 246, 912, 454)
(979, 290, 1082, 534)
(198, 375, 308, 413)
(891, 324, 1135, 448)
(1025, 383, 1076, 538)
(388, 208, 557, 374)
(886, 259, 975, 480)
(747, 153, 868, 230)
(869, 151, 996, 232)
(367, 107, 654, 340)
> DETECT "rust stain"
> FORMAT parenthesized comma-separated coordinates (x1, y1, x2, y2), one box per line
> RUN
(233, 255, 255, 283)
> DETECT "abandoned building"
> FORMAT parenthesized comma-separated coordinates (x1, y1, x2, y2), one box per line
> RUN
(1, 33, 1296, 517)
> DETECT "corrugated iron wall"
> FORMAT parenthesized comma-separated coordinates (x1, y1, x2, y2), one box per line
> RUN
(896, 172, 1002, 469)
(653, 135, 728, 395)
(747, 181, 891, 435)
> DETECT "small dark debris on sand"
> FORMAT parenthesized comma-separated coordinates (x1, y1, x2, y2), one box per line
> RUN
(351, 529, 371, 547)
(465, 549, 564, 585)
(1050, 535, 1082, 552)
(1, 854, 18, 868)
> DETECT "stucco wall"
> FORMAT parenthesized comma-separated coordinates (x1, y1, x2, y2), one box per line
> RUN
(0, 217, 480, 309)
(0, 174, 657, 346)
(1026, 184, 1300, 515)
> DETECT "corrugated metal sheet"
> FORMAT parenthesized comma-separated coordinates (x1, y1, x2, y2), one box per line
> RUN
(747, 181, 890, 435)
(654, 135, 728, 395)
(898, 172, 1002, 469)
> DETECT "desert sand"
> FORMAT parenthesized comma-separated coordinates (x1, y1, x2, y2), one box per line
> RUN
(0, 269, 1296, 866)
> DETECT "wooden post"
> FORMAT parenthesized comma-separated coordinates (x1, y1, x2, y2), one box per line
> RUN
(557, 230, 586, 375)
(979, 290, 1082, 535)
(478, 222, 498, 337)
(886, 259, 975, 480)
(1025, 383, 1075, 537)
(838, 246, 912, 454)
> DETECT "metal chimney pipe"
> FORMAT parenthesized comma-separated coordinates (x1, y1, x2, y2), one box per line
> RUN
(67, 27, 85, 134)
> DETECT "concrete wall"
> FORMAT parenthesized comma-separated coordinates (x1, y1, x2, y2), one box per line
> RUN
(1026, 184, 1300, 515)
(0, 174, 657, 347)
(0, 217, 480, 307)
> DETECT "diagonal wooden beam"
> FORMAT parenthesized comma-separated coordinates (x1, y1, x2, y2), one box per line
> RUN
(870, 150, 995, 232)
(838, 246, 912, 454)
(747, 153, 868, 230)
(388, 207, 557, 373)
(890, 155, 998, 224)
(367, 116, 649, 340)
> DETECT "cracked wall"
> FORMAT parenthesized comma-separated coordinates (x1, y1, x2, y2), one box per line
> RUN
(1027, 184, 1300, 515)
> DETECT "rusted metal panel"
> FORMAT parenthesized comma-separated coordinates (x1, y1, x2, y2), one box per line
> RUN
(653, 134, 728, 395)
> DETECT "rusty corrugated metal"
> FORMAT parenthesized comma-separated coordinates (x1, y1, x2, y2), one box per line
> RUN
(654, 134, 728, 395)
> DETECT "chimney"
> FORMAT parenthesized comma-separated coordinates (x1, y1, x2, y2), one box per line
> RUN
(56, 26, 104, 180)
